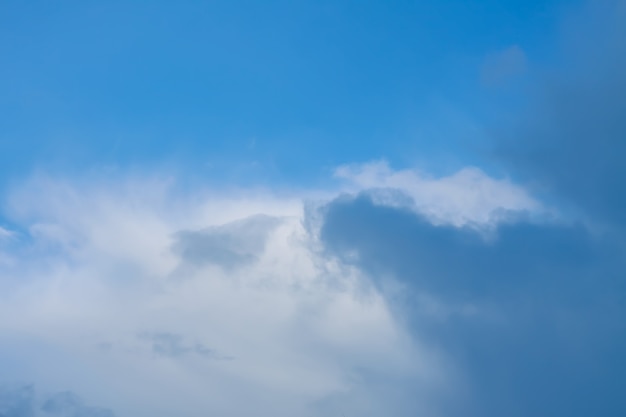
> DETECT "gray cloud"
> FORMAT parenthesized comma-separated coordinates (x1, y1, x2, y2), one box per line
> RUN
(317, 5, 626, 412)
(321, 193, 601, 302)
(172, 214, 283, 269)
(0, 385, 34, 417)
(319, 191, 626, 417)
(0, 386, 115, 417)
(496, 1, 626, 233)
(138, 332, 232, 360)
(41, 392, 114, 417)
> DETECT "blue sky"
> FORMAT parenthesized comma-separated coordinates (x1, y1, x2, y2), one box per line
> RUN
(1, 1, 625, 417)
(1, 0, 568, 183)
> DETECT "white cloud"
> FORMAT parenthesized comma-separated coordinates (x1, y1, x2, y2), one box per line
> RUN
(0, 164, 542, 416)
(0, 226, 13, 240)
(0, 173, 451, 417)
(335, 160, 541, 227)
(0, 226, 16, 267)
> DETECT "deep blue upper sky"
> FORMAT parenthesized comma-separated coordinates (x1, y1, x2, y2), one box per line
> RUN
(0, 0, 572, 184)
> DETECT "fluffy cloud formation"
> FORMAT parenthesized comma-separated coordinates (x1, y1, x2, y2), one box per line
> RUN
(0, 164, 542, 417)
(1, 141, 624, 417)
(2, 6, 625, 412)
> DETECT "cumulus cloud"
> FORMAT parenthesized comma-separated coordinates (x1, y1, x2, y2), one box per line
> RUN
(4, 17, 626, 411)
(1, 140, 623, 417)
(4, 9, 626, 407)
(0, 172, 459, 417)
(1, 2, 624, 417)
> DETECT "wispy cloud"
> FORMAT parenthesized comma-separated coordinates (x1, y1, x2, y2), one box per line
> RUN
(0, 226, 13, 240)
(335, 160, 541, 227)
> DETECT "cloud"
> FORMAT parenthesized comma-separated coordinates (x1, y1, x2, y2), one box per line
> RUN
(40, 391, 115, 417)
(314, 3, 626, 415)
(5, 144, 615, 416)
(172, 215, 284, 269)
(0, 385, 115, 417)
(321, 193, 597, 301)
(0, 227, 13, 240)
(137, 332, 231, 360)
(496, 0, 626, 232)
(319, 191, 626, 417)
(322, 9, 626, 407)
(0, 385, 34, 417)
(335, 160, 541, 227)
(0, 1, 623, 416)
(0, 227, 15, 267)
(1, 116, 621, 416)
(1, 2, 624, 416)
(4, 19, 626, 410)
(0, 173, 449, 417)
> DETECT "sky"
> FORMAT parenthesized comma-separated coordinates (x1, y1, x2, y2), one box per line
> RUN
(0, 1, 625, 416)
